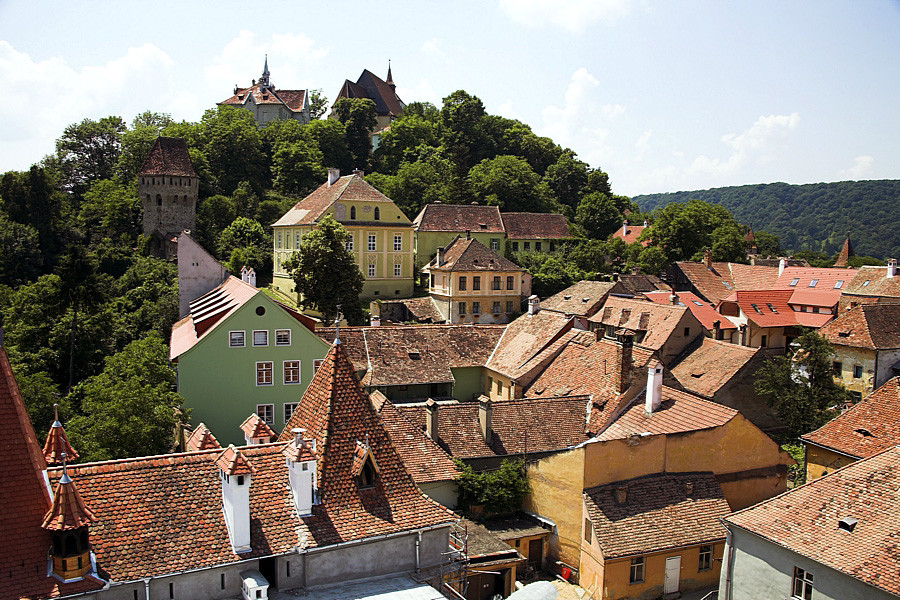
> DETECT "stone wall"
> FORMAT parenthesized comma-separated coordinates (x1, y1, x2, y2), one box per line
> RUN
(140, 175, 197, 237)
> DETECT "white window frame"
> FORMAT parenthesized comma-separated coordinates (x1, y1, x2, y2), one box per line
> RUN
(283, 360, 301, 384)
(256, 403, 274, 424)
(345, 235, 354, 251)
(284, 402, 298, 424)
(229, 330, 246, 348)
(313, 358, 324, 372)
(394, 263, 402, 277)
(256, 362, 273, 386)
(393, 234, 402, 251)
(792, 567, 814, 600)
(252, 330, 268, 347)
(368, 234, 377, 251)
(275, 329, 291, 346)
(368, 263, 376, 277)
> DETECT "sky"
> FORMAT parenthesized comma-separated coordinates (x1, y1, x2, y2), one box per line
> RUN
(1, 0, 899, 197)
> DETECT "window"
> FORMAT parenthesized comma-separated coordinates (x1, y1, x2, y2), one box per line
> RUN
(277, 233, 282, 249)
(253, 330, 268, 346)
(275, 329, 291, 346)
(472, 301, 481, 314)
(358, 456, 377, 488)
(229, 331, 246, 347)
(512, 242, 519, 251)
(862, 280, 871, 287)
(459, 276, 467, 291)
(751, 303, 763, 314)
(524, 242, 531, 250)
(492, 276, 501, 290)
(430, 273, 435, 288)
(789, 278, 799, 286)
(284, 360, 300, 384)
(345, 236, 354, 251)
(350, 206, 356, 219)
(834, 280, 844, 289)
(256, 362, 273, 386)
(808, 279, 819, 287)
(284, 402, 298, 423)
(698, 545, 712, 571)
(584, 518, 592, 543)
(492, 301, 501, 314)
(368, 263, 376, 277)
(496, 379, 502, 394)
(761, 335, 768, 347)
(767, 303, 778, 313)
(459, 302, 466, 315)
(792, 567, 814, 600)
(507, 276, 514, 290)
(684, 327, 691, 337)
(473, 276, 481, 290)
(487, 377, 493, 392)
(506, 300, 514, 313)
(256, 403, 274, 424)
(295, 233, 301, 247)
(368, 235, 376, 251)
(629, 557, 645, 584)
(853, 365, 863, 378)
(313, 359, 323, 372)
(394, 263, 402, 277)
(491, 239, 499, 250)
(393, 235, 402, 251)
(374, 207, 380, 220)
(832, 361, 842, 376)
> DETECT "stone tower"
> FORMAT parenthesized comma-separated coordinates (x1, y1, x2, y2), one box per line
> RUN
(138, 137, 198, 248)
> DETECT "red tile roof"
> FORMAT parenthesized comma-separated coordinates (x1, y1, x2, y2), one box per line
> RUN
(833, 237, 854, 268)
(541, 281, 621, 317)
(819, 303, 900, 350)
(219, 83, 308, 112)
(719, 290, 812, 328)
(278, 341, 454, 543)
(611, 222, 649, 246)
(215, 445, 256, 476)
(842, 265, 900, 300)
(185, 423, 221, 451)
(725, 445, 900, 596)
(614, 273, 672, 296)
(272, 173, 405, 227)
(412, 204, 504, 233)
(138, 137, 197, 177)
(41, 475, 96, 531)
(484, 311, 575, 380)
(589, 297, 692, 352)
(644, 291, 737, 331)
(668, 338, 762, 398)
(674, 262, 780, 305)
(776, 266, 857, 292)
(428, 236, 521, 273)
(43, 415, 79, 466)
(396, 396, 592, 459)
(501, 213, 571, 240)
(240, 414, 276, 441)
(584, 471, 730, 558)
(801, 378, 900, 458)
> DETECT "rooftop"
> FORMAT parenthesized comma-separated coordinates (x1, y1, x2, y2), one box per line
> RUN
(501, 212, 571, 240)
(219, 83, 308, 112)
(272, 173, 406, 228)
(674, 261, 779, 305)
(334, 68, 404, 118)
(541, 280, 620, 317)
(644, 290, 738, 331)
(412, 203, 504, 233)
(427, 236, 521, 273)
(611, 222, 648, 246)
(819, 303, 900, 349)
(484, 310, 575, 380)
(668, 338, 762, 398)
(138, 137, 197, 178)
(842, 265, 900, 298)
(589, 296, 693, 351)
(719, 289, 833, 328)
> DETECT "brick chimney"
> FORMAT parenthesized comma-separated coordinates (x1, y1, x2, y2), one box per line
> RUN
(327, 168, 340, 186)
(425, 399, 439, 440)
(478, 396, 492, 443)
(613, 331, 633, 394)
(644, 361, 663, 414)
(704, 249, 712, 269)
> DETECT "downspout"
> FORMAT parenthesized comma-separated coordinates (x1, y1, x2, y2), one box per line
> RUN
(415, 531, 422, 571)
(143, 577, 151, 600)
(721, 523, 734, 600)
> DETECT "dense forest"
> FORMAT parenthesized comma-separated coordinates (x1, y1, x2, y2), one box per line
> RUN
(634, 180, 900, 260)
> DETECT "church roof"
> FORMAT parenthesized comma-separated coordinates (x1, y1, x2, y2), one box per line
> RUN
(334, 68, 405, 118)
(138, 137, 197, 177)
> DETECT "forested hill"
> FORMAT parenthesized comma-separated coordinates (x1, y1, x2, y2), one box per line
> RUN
(634, 180, 900, 259)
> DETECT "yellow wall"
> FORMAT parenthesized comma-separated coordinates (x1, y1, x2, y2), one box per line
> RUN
(600, 544, 724, 600)
(831, 346, 876, 396)
(429, 269, 525, 324)
(483, 368, 517, 402)
(524, 446, 585, 568)
(805, 443, 858, 481)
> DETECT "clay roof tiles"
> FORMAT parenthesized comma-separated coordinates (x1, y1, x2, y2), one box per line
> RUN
(501, 212, 571, 240)
(611, 223, 649, 246)
(240, 414, 276, 440)
(725, 445, 900, 596)
(43, 415, 79, 466)
(412, 203, 504, 233)
(271, 174, 402, 227)
(668, 338, 762, 398)
(185, 423, 222, 452)
(588, 297, 691, 351)
(643, 291, 737, 331)
(842, 265, 900, 299)
(614, 273, 672, 296)
(801, 378, 900, 458)
(219, 83, 307, 111)
(215, 445, 256, 476)
(137, 137, 197, 177)
(584, 471, 730, 559)
(41, 475, 96, 531)
(541, 280, 620, 317)
(720, 289, 810, 328)
(484, 311, 575, 380)
(675, 262, 780, 305)
(819, 303, 900, 350)
(428, 236, 520, 272)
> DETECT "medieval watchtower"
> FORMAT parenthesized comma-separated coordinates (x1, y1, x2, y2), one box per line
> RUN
(139, 137, 198, 246)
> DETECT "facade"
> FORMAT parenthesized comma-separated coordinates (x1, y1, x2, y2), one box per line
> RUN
(412, 203, 506, 269)
(423, 235, 529, 324)
(272, 170, 415, 300)
(176, 231, 228, 318)
(720, 446, 900, 600)
(838, 261, 900, 309)
(218, 58, 310, 126)
(818, 303, 900, 398)
(501, 212, 571, 253)
(170, 276, 330, 445)
(138, 137, 197, 258)
(643, 290, 738, 339)
(332, 65, 404, 131)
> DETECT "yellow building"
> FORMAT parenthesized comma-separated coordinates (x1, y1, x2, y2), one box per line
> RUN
(422, 235, 530, 324)
(272, 170, 414, 301)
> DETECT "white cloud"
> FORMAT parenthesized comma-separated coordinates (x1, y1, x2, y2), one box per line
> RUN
(396, 78, 440, 107)
(840, 155, 874, 180)
(689, 113, 800, 176)
(635, 129, 652, 155)
(421, 38, 444, 57)
(498, 0, 630, 33)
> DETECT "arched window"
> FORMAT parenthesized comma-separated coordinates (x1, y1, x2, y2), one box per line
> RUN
(156, 194, 162, 206)
(350, 206, 356, 220)
(374, 207, 380, 220)
(146, 194, 151, 204)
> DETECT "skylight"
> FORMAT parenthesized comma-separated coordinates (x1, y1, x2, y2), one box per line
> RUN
(766, 303, 778, 313)
(723, 282, 732, 290)
(863, 280, 871, 287)
(789, 278, 799, 286)
(692, 300, 704, 306)
(834, 280, 844, 289)
(751, 303, 763, 314)
(809, 279, 819, 287)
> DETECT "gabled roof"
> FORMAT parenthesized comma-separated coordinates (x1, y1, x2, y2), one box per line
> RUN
(589, 297, 692, 351)
(484, 311, 575, 380)
(842, 265, 900, 299)
(372, 395, 459, 484)
(819, 303, 900, 350)
(668, 338, 762, 398)
(215, 445, 256, 476)
(316, 325, 504, 387)
(541, 280, 620, 317)
(412, 203, 504, 233)
(643, 290, 737, 331)
(584, 471, 729, 559)
(334, 69, 404, 118)
(240, 414, 276, 440)
(611, 222, 648, 246)
(776, 266, 857, 292)
(278, 342, 454, 543)
(396, 396, 592, 459)
(272, 173, 404, 227)
(801, 378, 900, 458)
(501, 212, 570, 240)
(674, 261, 779, 305)
(185, 423, 221, 451)
(833, 236, 854, 267)
(138, 137, 197, 177)
(219, 84, 307, 112)
(614, 273, 672, 296)
(720, 289, 832, 328)
(725, 445, 900, 596)
(427, 236, 520, 273)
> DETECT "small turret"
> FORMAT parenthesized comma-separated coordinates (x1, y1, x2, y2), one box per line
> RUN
(386, 59, 395, 89)
(42, 453, 97, 582)
(43, 404, 78, 466)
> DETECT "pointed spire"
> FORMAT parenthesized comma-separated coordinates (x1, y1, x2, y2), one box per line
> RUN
(834, 233, 854, 267)
(41, 453, 96, 531)
(386, 60, 395, 88)
(263, 54, 269, 76)
(259, 54, 271, 89)
(43, 403, 79, 466)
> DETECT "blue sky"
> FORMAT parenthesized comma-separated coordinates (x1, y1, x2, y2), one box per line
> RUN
(1, 0, 898, 196)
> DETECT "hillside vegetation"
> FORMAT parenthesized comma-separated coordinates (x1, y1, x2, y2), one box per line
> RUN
(634, 180, 900, 259)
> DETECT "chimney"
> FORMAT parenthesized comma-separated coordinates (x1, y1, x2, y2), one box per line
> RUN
(435, 246, 444, 267)
(632, 266, 641, 275)
(779, 257, 787, 276)
(240, 265, 248, 283)
(327, 168, 340, 186)
(644, 361, 663, 414)
(614, 331, 633, 394)
(425, 399, 439, 440)
(217, 446, 254, 553)
(643, 219, 649, 228)
(612, 272, 619, 282)
(478, 396, 492, 443)
(465, 229, 471, 240)
(247, 268, 256, 288)
(684, 481, 694, 496)
(614, 486, 627, 504)
(670, 293, 679, 305)
(713, 320, 722, 340)
(284, 428, 317, 516)
(371, 314, 381, 327)
(527, 295, 540, 315)
(352, 169, 365, 177)
(888, 258, 897, 278)
(704, 249, 712, 269)
(622, 220, 628, 236)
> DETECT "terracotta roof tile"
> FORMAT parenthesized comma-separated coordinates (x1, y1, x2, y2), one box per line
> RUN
(185, 423, 222, 451)
(219, 83, 307, 112)
(819, 303, 900, 349)
(584, 471, 730, 558)
(501, 213, 571, 239)
(43, 415, 79, 466)
(834, 237, 854, 267)
(725, 445, 900, 596)
(413, 204, 504, 233)
(485, 311, 574, 380)
(842, 265, 900, 300)
(215, 445, 256, 476)
(776, 266, 857, 292)
(614, 273, 672, 296)
(272, 174, 404, 227)
(801, 378, 900, 458)
(668, 338, 762, 398)
(588, 297, 690, 352)
(240, 414, 276, 441)
(644, 291, 737, 331)
(428, 236, 520, 272)
(41, 475, 96, 531)
(675, 262, 779, 305)
(138, 137, 197, 177)
(719, 290, 814, 328)
(611, 222, 649, 246)
(541, 281, 620, 317)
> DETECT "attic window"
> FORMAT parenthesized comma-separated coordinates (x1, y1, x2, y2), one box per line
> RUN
(692, 300, 704, 306)
(862, 280, 871, 287)
(722, 282, 732, 290)
(855, 428, 873, 437)
(359, 458, 377, 488)
(408, 351, 421, 360)
(479, 223, 487, 229)
(838, 331, 850, 338)
(789, 278, 799, 286)
(751, 304, 763, 314)
(809, 279, 819, 287)
(582, 298, 590, 303)
(564, 295, 572, 300)
(838, 517, 858, 532)
(834, 280, 844, 289)
(766, 303, 778, 313)
(690, 372, 704, 378)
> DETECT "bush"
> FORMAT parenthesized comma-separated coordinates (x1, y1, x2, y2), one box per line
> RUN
(455, 458, 529, 516)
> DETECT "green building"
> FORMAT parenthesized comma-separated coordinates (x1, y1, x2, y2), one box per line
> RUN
(170, 275, 330, 444)
(412, 203, 506, 270)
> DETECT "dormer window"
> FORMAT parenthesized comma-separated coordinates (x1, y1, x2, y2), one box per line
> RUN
(352, 440, 379, 489)
(809, 279, 819, 287)
(359, 458, 377, 488)
(789, 278, 799, 286)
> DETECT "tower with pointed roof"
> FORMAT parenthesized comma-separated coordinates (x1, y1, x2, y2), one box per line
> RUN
(834, 233, 855, 267)
(331, 64, 405, 131)
(219, 57, 311, 127)
(138, 136, 198, 258)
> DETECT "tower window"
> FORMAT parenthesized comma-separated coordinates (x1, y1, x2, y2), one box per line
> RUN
(350, 206, 356, 220)
(156, 194, 162, 206)
(374, 207, 380, 220)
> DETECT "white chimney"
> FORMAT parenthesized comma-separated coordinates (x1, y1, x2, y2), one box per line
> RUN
(327, 168, 340, 186)
(247, 268, 256, 288)
(285, 428, 317, 517)
(643, 219, 649, 228)
(779, 258, 787, 276)
(435, 247, 443, 267)
(622, 220, 628, 236)
(478, 396, 492, 443)
(371, 314, 381, 327)
(888, 259, 897, 278)
(240, 266, 249, 283)
(645, 361, 663, 414)
(528, 295, 540, 315)
(218, 446, 253, 553)
(425, 398, 439, 440)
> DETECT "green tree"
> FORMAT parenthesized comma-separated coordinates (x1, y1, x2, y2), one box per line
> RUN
(55, 116, 126, 198)
(272, 140, 327, 195)
(199, 106, 267, 195)
(468, 155, 553, 212)
(78, 179, 141, 242)
(284, 214, 364, 324)
(0, 166, 65, 260)
(514, 251, 586, 298)
(544, 153, 589, 213)
(366, 157, 453, 217)
(753, 230, 782, 257)
(66, 333, 188, 462)
(373, 115, 440, 174)
(709, 222, 748, 263)
(455, 459, 529, 515)
(332, 98, 377, 171)
(575, 192, 621, 239)
(308, 89, 329, 119)
(217, 217, 268, 262)
(0, 211, 43, 286)
(635, 245, 668, 275)
(649, 198, 742, 263)
(305, 119, 353, 173)
(754, 329, 853, 438)
(195, 195, 237, 250)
